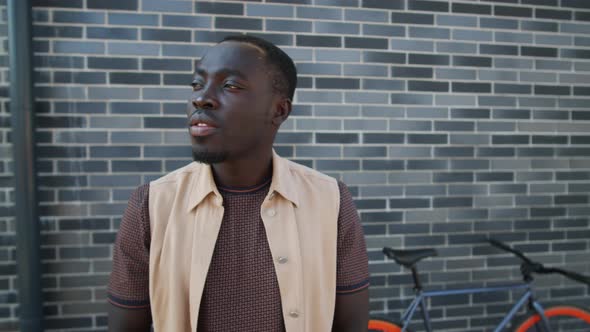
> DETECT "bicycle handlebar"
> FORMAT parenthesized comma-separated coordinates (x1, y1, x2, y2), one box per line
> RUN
(542, 267, 590, 285)
(487, 238, 534, 265)
(487, 238, 590, 286)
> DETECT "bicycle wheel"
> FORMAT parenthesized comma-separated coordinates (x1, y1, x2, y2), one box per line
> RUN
(514, 305, 590, 332)
(368, 316, 409, 332)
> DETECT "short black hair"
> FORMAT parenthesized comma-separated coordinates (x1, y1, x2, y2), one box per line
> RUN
(220, 35, 297, 100)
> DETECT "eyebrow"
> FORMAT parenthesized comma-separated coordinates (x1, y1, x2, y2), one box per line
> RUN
(193, 67, 248, 81)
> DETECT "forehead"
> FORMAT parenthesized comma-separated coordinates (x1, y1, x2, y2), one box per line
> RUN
(196, 41, 268, 76)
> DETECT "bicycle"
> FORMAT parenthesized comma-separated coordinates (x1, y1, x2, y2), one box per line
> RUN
(368, 238, 590, 332)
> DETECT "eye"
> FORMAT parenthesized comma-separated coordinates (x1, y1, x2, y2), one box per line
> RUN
(224, 82, 242, 90)
(191, 82, 203, 90)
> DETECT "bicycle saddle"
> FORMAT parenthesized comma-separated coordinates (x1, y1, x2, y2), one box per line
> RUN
(382, 247, 438, 268)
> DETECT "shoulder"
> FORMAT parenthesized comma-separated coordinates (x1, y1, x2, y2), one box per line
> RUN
(150, 162, 203, 189)
(125, 183, 150, 214)
(336, 181, 352, 197)
(335, 181, 357, 223)
(282, 158, 337, 187)
(130, 183, 150, 201)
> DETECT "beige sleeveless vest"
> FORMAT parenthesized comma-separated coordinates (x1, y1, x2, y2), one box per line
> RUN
(148, 152, 340, 331)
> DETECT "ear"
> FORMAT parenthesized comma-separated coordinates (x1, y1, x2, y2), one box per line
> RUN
(271, 97, 292, 127)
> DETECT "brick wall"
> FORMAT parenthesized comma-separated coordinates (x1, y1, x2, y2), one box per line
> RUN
(1, 0, 590, 331)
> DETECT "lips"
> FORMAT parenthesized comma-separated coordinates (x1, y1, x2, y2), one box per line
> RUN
(188, 115, 219, 137)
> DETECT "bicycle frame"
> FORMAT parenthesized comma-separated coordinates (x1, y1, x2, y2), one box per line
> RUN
(398, 282, 552, 332)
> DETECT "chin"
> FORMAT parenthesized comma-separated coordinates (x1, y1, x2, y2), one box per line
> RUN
(191, 148, 228, 164)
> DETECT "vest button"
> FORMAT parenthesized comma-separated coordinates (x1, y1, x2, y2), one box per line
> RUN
(277, 256, 288, 264)
(289, 310, 299, 318)
(267, 209, 276, 217)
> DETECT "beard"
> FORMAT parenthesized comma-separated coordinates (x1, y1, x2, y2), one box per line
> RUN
(192, 148, 228, 164)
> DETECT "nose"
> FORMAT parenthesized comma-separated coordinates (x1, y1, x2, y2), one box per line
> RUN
(192, 88, 219, 110)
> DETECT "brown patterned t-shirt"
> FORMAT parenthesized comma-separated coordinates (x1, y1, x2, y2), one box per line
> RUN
(108, 179, 369, 331)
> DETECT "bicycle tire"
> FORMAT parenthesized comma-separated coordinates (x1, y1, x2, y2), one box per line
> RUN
(514, 305, 590, 332)
(368, 316, 411, 332)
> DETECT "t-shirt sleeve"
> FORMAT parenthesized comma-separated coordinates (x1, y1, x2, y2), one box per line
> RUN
(108, 184, 151, 308)
(336, 181, 370, 294)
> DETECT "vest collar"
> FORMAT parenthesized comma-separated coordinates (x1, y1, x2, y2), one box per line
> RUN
(269, 150, 299, 207)
(186, 150, 299, 211)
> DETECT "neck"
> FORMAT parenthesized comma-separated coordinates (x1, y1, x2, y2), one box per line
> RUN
(211, 149, 273, 188)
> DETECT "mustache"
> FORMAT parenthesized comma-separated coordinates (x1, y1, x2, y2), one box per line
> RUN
(187, 109, 219, 126)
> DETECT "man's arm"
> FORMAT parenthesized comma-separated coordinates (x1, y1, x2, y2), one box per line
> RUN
(108, 304, 152, 332)
(332, 288, 369, 332)
(333, 181, 371, 331)
(108, 184, 152, 331)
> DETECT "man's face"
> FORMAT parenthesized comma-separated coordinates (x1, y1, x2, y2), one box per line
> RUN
(187, 42, 279, 164)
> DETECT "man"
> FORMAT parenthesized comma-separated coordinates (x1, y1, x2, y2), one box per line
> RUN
(107, 35, 369, 331)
